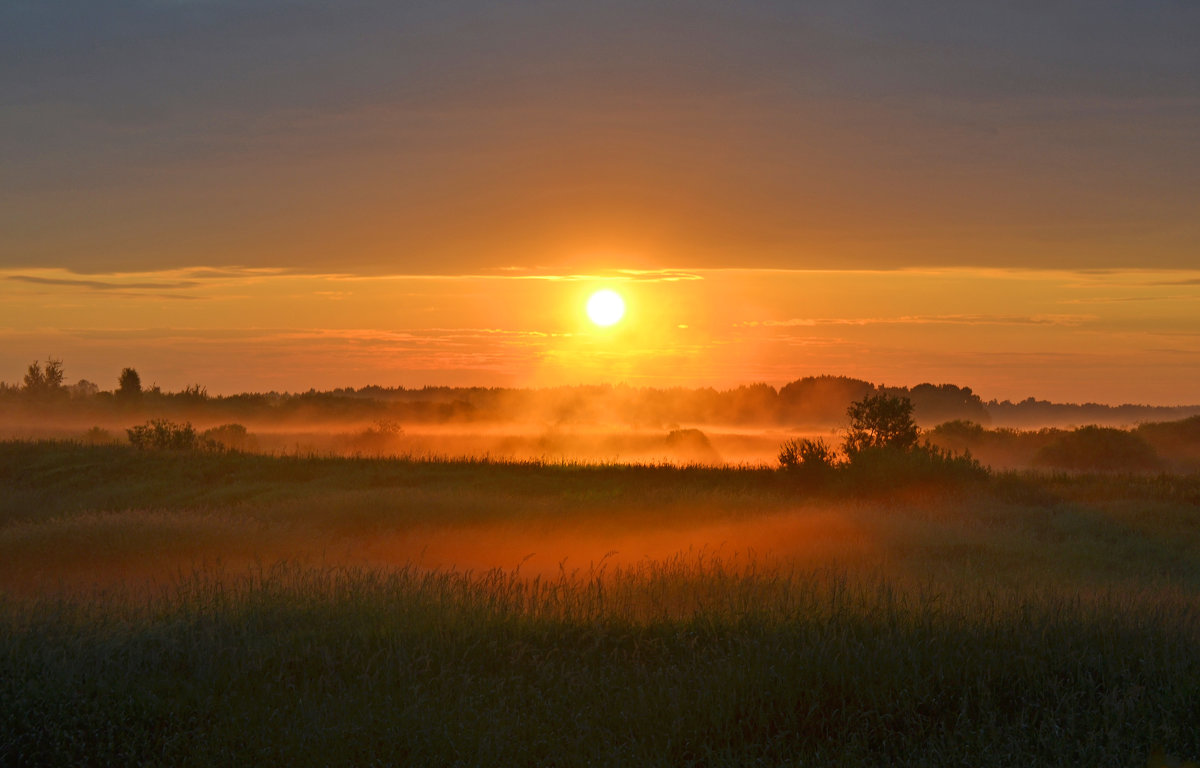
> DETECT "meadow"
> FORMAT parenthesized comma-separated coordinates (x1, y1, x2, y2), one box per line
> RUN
(2, 440, 1199, 765)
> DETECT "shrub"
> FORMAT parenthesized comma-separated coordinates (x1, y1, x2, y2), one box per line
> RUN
(345, 419, 404, 455)
(126, 419, 200, 451)
(778, 437, 837, 472)
(201, 423, 256, 452)
(926, 420, 986, 449)
(80, 426, 117, 446)
(1033, 425, 1161, 473)
(842, 442, 989, 487)
(1137, 415, 1200, 462)
(666, 428, 721, 463)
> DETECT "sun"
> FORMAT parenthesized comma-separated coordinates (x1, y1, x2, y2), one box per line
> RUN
(586, 289, 626, 327)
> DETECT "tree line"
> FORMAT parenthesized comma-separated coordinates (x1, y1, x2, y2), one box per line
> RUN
(4, 359, 1198, 429)
(10, 358, 147, 403)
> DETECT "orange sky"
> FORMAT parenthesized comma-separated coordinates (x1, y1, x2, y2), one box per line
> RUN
(4, 266, 1198, 404)
(2, 3, 1198, 404)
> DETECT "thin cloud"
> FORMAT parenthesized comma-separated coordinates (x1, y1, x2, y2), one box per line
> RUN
(475, 268, 704, 283)
(126, 293, 204, 301)
(1059, 295, 1198, 304)
(7, 275, 200, 290)
(1144, 278, 1200, 287)
(738, 314, 1096, 328)
(614, 269, 704, 282)
(176, 267, 293, 280)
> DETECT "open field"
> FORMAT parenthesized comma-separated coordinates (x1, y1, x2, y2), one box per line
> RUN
(2, 441, 1199, 765)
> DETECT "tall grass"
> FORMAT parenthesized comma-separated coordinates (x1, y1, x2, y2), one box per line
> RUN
(2, 441, 1200, 765)
(2, 560, 1197, 766)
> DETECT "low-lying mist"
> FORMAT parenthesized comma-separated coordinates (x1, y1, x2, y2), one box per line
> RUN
(6, 439, 1199, 599)
(0, 415, 835, 466)
(8, 411, 1200, 473)
(7, 369, 1200, 469)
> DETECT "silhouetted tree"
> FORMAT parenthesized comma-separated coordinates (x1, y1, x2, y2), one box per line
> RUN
(117, 367, 142, 403)
(43, 358, 64, 389)
(70, 379, 99, 399)
(903, 383, 991, 426)
(779, 376, 875, 425)
(22, 361, 43, 391)
(843, 393, 920, 458)
(22, 358, 65, 400)
(728, 383, 780, 423)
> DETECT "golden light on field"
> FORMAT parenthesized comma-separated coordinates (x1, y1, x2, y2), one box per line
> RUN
(586, 289, 626, 327)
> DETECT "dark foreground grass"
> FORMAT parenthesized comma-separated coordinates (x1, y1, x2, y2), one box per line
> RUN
(2, 561, 1199, 767)
(2, 441, 1200, 765)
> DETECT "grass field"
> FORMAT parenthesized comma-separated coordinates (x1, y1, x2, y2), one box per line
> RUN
(2, 441, 1199, 765)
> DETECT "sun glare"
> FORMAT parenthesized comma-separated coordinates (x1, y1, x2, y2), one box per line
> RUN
(586, 289, 626, 327)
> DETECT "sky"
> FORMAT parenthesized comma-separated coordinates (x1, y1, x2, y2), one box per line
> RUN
(2, 1, 1198, 403)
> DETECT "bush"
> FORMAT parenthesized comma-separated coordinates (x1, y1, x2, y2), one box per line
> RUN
(126, 419, 200, 451)
(80, 427, 117, 446)
(778, 438, 837, 472)
(1137, 415, 1200, 463)
(842, 443, 989, 487)
(345, 419, 404, 455)
(666, 428, 721, 463)
(201, 423, 256, 452)
(1034, 425, 1161, 473)
(925, 420, 987, 450)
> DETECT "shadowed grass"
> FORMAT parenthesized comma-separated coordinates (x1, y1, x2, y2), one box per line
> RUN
(2, 441, 1200, 764)
(1, 560, 1198, 766)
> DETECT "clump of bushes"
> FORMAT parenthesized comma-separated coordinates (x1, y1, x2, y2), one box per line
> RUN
(927, 420, 1192, 473)
(1137, 415, 1200, 466)
(345, 419, 405, 455)
(665, 428, 721, 463)
(125, 420, 258, 452)
(924, 420, 1057, 470)
(778, 394, 987, 486)
(80, 426, 117, 446)
(126, 419, 200, 451)
(777, 437, 837, 474)
(840, 443, 989, 487)
(1034, 425, 1161, 473)
(201, 423, 256, 452)
(925, 420, 989, 453)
